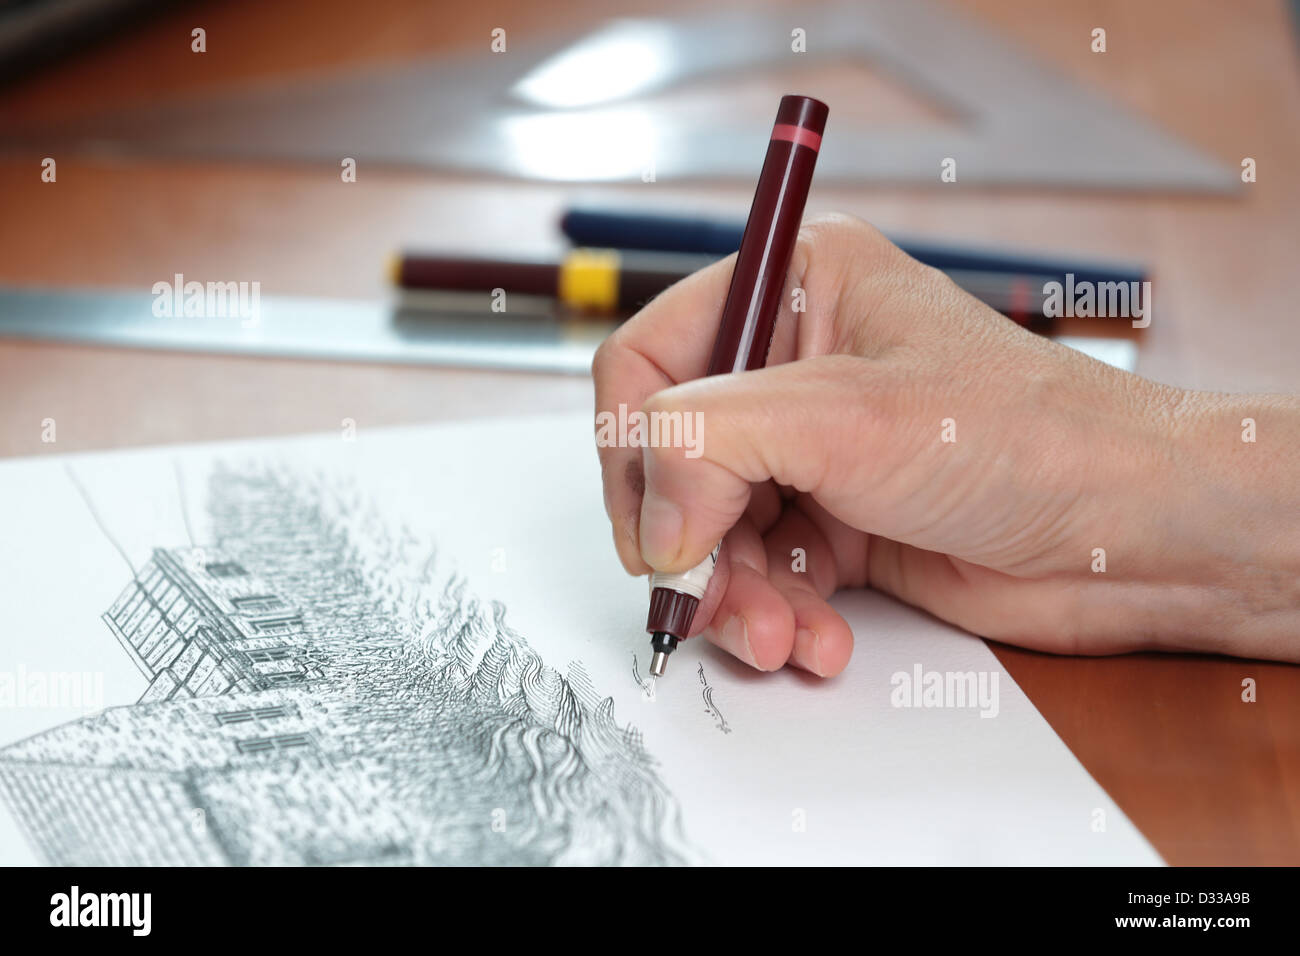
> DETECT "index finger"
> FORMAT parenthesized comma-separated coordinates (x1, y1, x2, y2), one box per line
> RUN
(592, 255, 737, 573)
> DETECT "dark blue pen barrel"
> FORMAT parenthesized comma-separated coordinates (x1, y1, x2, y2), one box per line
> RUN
(559, 210, 1147, 288)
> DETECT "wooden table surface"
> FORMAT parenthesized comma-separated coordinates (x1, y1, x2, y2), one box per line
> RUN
(1, 0, 1297, 865)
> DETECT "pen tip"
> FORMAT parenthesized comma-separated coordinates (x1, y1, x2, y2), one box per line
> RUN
(649, 650, 669, 679)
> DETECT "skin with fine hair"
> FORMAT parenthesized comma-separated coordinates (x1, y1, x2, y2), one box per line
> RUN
(593, 214, 1300, 675)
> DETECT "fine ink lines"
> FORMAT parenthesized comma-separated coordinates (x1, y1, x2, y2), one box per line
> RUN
(632, 653, 655, 700)
(2, 463, 692, 866)
(633, 655, 732, 734)
(698, 664, 731, 734)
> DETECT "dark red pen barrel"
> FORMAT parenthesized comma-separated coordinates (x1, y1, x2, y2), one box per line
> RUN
(645, 96, 828, 652)
(397, 256, 557, 296)
(706, 94, 828, 376)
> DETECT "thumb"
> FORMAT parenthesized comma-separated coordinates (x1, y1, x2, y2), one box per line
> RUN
(637, 353, 883, 572)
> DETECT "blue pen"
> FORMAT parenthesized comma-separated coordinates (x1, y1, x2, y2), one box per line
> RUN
(559, 206, 1147, 289)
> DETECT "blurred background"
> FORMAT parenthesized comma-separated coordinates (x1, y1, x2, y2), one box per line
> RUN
(0, 0, 1298, 457)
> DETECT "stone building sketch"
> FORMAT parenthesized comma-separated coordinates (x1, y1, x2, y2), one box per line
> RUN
(101, 548, 327, 702)
(0, 463, 691, 865)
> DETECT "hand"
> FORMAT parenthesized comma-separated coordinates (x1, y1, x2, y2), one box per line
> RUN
(593, 215, 1300, 673)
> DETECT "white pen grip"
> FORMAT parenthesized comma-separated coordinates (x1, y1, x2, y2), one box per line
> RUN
(649, 543, 720, 601)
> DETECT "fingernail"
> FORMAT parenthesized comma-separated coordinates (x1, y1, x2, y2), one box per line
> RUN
(715, 615, 758, 668)
(639, 490, 684, 567)
(794, 627, 822, 676)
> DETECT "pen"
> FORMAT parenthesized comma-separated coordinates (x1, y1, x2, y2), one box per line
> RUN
(389, 249, 716, 313)
(646, 94, 828, 681)
(559, 206, 1148, 290)
(390, 250, 1062, 326)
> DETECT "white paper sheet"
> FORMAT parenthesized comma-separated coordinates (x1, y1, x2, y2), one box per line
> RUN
(0, 414, 1161, 865)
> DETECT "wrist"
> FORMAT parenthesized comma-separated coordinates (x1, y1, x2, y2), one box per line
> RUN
(1128, 389, 1300, 657)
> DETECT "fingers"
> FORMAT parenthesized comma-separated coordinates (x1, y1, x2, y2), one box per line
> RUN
(762, 505, 855, 677)
(593, 258, 739, 574)
(636, 354, 878, 573)
(691, 504, 856, 677)
(593, 213, 912, 576)
(700, 564, 795, 672)
(694, 516, 796, 671)
(593, 211, 1006, 677)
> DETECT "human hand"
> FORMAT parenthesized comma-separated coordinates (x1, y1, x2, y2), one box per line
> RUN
(593, 215, 1300, 673)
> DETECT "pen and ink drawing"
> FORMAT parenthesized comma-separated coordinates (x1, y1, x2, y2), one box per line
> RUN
(630, 654, 730, 734)
(631, 653, 655, 699)
(698, 664, 731, 735)
(0, 462, 692, 865)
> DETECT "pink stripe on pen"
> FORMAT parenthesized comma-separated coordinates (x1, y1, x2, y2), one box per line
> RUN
(770, 123, 822, 152)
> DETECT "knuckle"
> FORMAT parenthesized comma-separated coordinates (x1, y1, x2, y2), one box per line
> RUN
(799, 213, 890, 260)
(791, 214, 907, 331)
(639, 388, 678, 418)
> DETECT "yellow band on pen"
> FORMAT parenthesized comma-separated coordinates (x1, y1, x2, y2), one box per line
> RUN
(558, 249, 621, 312)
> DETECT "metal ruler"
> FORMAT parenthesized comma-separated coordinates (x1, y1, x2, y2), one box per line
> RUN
(0, 285, 1137, 374)
(0, 286, 614, 374)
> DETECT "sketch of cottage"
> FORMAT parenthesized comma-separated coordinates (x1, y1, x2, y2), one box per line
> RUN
(0, 464, 691, 866)
(102, 547, 332, 701)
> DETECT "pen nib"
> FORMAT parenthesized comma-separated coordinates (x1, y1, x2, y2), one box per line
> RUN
(646, 675, 658, 699)
(649, 650, 669, 679)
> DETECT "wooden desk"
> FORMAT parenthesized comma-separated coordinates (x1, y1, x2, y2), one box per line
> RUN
(1, 0, 1297, 864)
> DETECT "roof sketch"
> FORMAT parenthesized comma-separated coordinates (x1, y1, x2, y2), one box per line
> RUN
(0, 463, 691, 865)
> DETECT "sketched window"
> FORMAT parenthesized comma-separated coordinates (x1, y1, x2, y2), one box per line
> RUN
(261, 672, 305, 686)
(250, 617, 303, 635)
(231, 595, 287, 613)
(214, 705, 291, 726)
(205, 562, 247, 578)
(235, 733, 314, 755)
(243, 647, 294, 664)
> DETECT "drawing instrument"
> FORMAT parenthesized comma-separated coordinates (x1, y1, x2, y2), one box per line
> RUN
(0, 284, 1138, 375)
(645, 94, 828, 681)
(390, 249, 716, 314)
(392, 253, 1064, 326)
(0, 285, 614, 373)
(12, 4, 1234, 191)
(558, 205, 1149, 290)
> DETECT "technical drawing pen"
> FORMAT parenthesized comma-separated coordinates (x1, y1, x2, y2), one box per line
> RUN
(559, 206, 1148, 289)
(646, 94, 828, 681)
(389, 248, 717, 313)
(393, 249, 1065, 327)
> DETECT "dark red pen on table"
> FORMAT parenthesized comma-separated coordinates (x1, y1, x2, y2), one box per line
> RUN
(646, 94, 829, 681)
